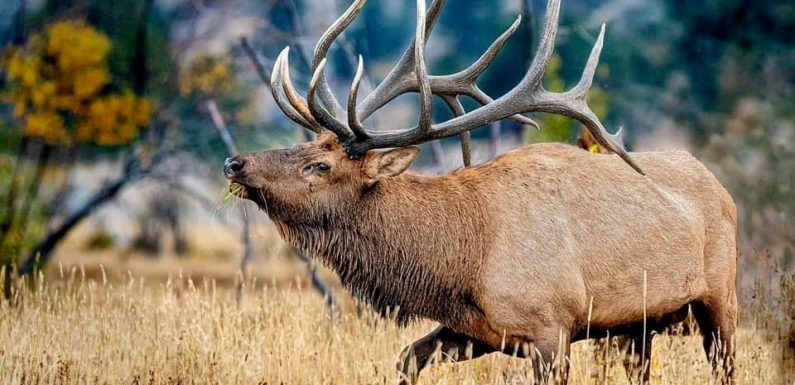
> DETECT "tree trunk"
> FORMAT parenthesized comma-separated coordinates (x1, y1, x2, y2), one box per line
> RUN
(297, 251, 335, 308)
(132, 0, 154, 94)
(235, 205, 252, 302)
(0, 136, 29, 302)
(1, 137, 30, 243)
(15, 144, 51, 254)
(47, 147, 79, 230)
(2, 264, 11, 301)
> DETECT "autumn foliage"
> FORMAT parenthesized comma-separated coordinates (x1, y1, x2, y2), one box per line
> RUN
(1, 20, 152, 146)
(179, 55, 234, 97)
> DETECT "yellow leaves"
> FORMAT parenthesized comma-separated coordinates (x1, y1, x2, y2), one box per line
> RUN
(47, 20, 111, 72)
(24, 111, 68, 144)
(13, 101, 26, 118)
(78, 92, 153, 146)
(31, 81, 56, 108)
(50, 94, 80, 113)
(1, 20, 152, 146)
(180, 56, 234, 97)
(73, 67, 109, 100)
(133, 97, 153, 127)
(5, 50, 41, 88)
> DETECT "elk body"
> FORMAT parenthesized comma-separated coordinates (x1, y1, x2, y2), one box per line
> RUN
(229, 0, 738, 383)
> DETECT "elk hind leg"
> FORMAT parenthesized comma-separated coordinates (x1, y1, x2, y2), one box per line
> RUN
(692, 298, 737, 384)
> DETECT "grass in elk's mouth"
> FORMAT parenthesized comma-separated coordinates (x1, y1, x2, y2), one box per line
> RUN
(223, 182, 246, 204)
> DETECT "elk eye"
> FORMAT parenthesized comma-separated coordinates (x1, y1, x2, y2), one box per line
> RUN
(314, 162, 330, 173)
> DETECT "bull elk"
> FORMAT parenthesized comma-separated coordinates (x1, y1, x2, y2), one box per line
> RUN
(226, 0, 738, 383)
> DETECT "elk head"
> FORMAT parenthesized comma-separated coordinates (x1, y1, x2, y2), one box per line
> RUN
(225, 132, 418, 223)
(227, 0, 644, 215)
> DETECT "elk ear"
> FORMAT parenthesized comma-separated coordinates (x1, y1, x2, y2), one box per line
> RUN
(364, 147, 420, 180)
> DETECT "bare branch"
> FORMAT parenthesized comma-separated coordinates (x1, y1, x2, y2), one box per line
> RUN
(240, 37, 272, 89)
(205, 99, 239, 156)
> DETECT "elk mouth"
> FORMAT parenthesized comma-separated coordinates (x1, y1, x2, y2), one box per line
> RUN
(227, 181, 270, 208)
(227, 182, 249, 199)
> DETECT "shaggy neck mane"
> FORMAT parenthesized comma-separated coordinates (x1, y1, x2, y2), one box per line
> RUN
(268, 171, 493, 326)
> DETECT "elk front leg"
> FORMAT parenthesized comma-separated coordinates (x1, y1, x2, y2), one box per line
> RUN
(397, 325, 494, 385)
(617, 332, 653, 384)
(529, 329, 572, 385)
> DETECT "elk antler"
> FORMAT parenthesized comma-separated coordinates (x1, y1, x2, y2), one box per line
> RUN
(271, 0, 644, 174)
(354, 1, 538, 129)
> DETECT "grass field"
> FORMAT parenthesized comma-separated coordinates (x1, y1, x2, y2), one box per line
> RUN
(1, 266, 791, 385)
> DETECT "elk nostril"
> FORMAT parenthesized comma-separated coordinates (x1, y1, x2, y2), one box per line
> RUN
(229, 159, 244, 171)
(224, 157, 246, 175)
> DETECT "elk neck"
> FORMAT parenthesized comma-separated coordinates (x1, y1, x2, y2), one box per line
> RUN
(271, 171, 495, 326)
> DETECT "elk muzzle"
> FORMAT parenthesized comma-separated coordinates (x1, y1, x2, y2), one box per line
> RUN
(223, 150, 290, 193)
(224, 156, 246, 179)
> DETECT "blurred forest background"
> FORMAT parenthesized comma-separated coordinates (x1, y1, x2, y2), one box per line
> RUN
(0, 0, 792, 335)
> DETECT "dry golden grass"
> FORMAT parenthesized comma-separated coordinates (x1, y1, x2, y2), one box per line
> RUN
(0, 268, 790, 385)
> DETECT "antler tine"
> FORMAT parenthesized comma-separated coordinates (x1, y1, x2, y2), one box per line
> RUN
(415, 0, 433, 135)
(308, 59, 356, 142)
(458, 15, 522, 82)
(279, 48, 323, 131)
(560, 24, 624, 150)
(302, 0, 438, 140)
(441, 95, 471, 167)
(521, 0, 561, 90)
(270, 48, 319, 132)
(347, 55, 368, 139)
(573, 24, 604, 94)
(424, 0, 447, 36)
(311, 0, 368, 118)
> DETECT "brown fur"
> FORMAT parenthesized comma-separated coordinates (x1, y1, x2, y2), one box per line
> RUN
(225, 132, 738, 383)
